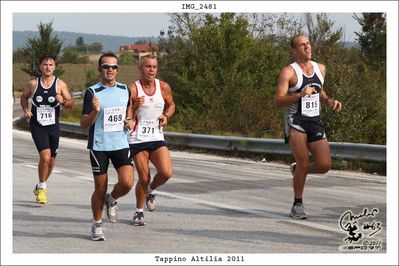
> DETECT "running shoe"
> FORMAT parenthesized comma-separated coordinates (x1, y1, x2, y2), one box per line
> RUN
(290, 203, 307, 219)
(91, 222, 105, 241)
(105, 193, 118, 223)
(146, 193, 156, 211)
(132, 212, 146, 226)
(290, 162, 297, 175)
(33, 185, 48, 204)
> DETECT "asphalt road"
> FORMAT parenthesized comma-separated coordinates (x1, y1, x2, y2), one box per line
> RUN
(9, 129, 388, 264)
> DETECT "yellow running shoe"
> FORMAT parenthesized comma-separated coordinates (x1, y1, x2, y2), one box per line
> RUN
(33, 186, 48, 204)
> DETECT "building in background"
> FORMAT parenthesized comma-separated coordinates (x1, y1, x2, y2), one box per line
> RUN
(119, 43, 158, 61)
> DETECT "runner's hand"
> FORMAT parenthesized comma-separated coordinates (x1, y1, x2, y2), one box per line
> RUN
(92, 96, 100, 112)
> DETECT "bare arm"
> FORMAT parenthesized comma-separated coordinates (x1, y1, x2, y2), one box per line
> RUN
(275, 66, 309, 107)
(124, 85, 135, 130)
(56, 79, 74, 108)
(20, 80, 36, 118)
(159, 81, 176, 127)
(128, 83, 140, 116)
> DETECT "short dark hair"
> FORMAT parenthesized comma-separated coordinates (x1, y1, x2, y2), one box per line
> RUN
(39, 55, 57, 64)
(98, 53, 119, 67)
(290, 34, 306, 49)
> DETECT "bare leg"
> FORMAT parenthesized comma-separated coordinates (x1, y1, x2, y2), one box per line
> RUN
(149, 146, 172, 190)
(133, 151, 151, 209)
(288, 129, 309, 199)
(91, 174, 108, 221)
(307, 138, 331, 174)
(109, 165, 134, 199)
(38, 149, 53, 183)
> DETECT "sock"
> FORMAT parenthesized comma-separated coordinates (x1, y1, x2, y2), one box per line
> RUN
(93, 219, 102, 224)
(38, 182, 46, 189)
(108, 193, 116, 204)
(294, 198, 303, 206)
(148, 188, 156, 195)
(135, 208, 144, 213)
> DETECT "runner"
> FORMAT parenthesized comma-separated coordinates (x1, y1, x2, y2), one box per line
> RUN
(81, 53, 134, 240)
(275, 34, 342, 219)
(128, 55, 175, 226)
(20, 55, 74, 204)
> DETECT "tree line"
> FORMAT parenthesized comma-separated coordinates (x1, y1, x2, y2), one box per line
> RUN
(157, 13, 386, 145)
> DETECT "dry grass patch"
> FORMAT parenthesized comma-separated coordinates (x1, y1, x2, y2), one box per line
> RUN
(13, 63, 140, 92)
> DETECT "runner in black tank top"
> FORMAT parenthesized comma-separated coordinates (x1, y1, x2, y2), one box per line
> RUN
(20, 55, 74, 204)
(275, 35, 342, 220)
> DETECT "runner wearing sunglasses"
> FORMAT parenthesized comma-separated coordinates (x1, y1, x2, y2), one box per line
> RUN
(81, 53, 135, 241)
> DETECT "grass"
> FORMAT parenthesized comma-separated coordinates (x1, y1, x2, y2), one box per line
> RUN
(13, 62, 140, 93)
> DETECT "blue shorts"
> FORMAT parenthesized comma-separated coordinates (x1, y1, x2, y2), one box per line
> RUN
(129, 141, 167, 157)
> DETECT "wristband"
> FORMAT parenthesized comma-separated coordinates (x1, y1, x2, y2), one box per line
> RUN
(327, 97, 334, 103)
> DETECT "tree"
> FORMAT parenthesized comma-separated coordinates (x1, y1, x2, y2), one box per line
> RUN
(75, 36, 88, 53)
(304, 13, 343, 60)
(76, 36, 85, 46)
(88, 42, 103, 53)
(20, 21, 64, 77)
(119, 50, 135, 65)
(13, 48, 26, 63)
(354, 13, 386, 70)
(159, 13, 288, 136)
(59, 47, 89, 64)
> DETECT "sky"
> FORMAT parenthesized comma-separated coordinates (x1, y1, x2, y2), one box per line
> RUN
(13, 12, 362, 41)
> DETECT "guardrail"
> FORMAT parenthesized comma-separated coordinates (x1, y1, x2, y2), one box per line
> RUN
(57, 121, 386, 163)
(72, 91, 83, 98)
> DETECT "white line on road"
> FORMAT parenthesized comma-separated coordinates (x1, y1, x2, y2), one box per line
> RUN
(23, 164, 62, 174)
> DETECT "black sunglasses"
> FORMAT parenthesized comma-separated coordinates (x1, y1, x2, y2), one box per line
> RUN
(100, 63, 119, 70)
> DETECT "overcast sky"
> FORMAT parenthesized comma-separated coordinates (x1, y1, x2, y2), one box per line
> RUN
(13, 12, 362, 41)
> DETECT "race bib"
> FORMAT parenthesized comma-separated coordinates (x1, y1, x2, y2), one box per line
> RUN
(103, 106, 126, 132)
(137, 119, 159, 140)
(301, 93, 320, 117)
(37, 106, 55, 126)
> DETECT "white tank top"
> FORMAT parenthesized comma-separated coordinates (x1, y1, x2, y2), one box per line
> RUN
(128, 79, 165, 144)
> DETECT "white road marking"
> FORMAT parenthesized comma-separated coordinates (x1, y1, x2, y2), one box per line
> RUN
(23, 164, 62, 174)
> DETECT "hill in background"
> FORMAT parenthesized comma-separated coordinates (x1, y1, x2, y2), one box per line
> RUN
(13, 31, 159, 53)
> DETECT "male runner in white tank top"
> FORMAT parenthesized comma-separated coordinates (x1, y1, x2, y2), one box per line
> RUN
(275, 34, 342, 219)
(128, 55, 176, 226)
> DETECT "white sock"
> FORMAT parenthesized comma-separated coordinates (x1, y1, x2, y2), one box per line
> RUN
(148, 188, 156, 195)
(135, 208, 144, 213)
(38, 182, 46, 189)
(93, 219, 102, 224)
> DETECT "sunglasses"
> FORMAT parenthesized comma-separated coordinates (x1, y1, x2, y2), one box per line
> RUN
(100, 63, 119, 70)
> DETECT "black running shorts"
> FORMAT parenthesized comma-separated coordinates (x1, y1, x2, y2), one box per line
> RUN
(30, 121, 60, 157)
(89, 148, 133, 175)
(129, 141, 167, 157)
(285, 115, 326, 143)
